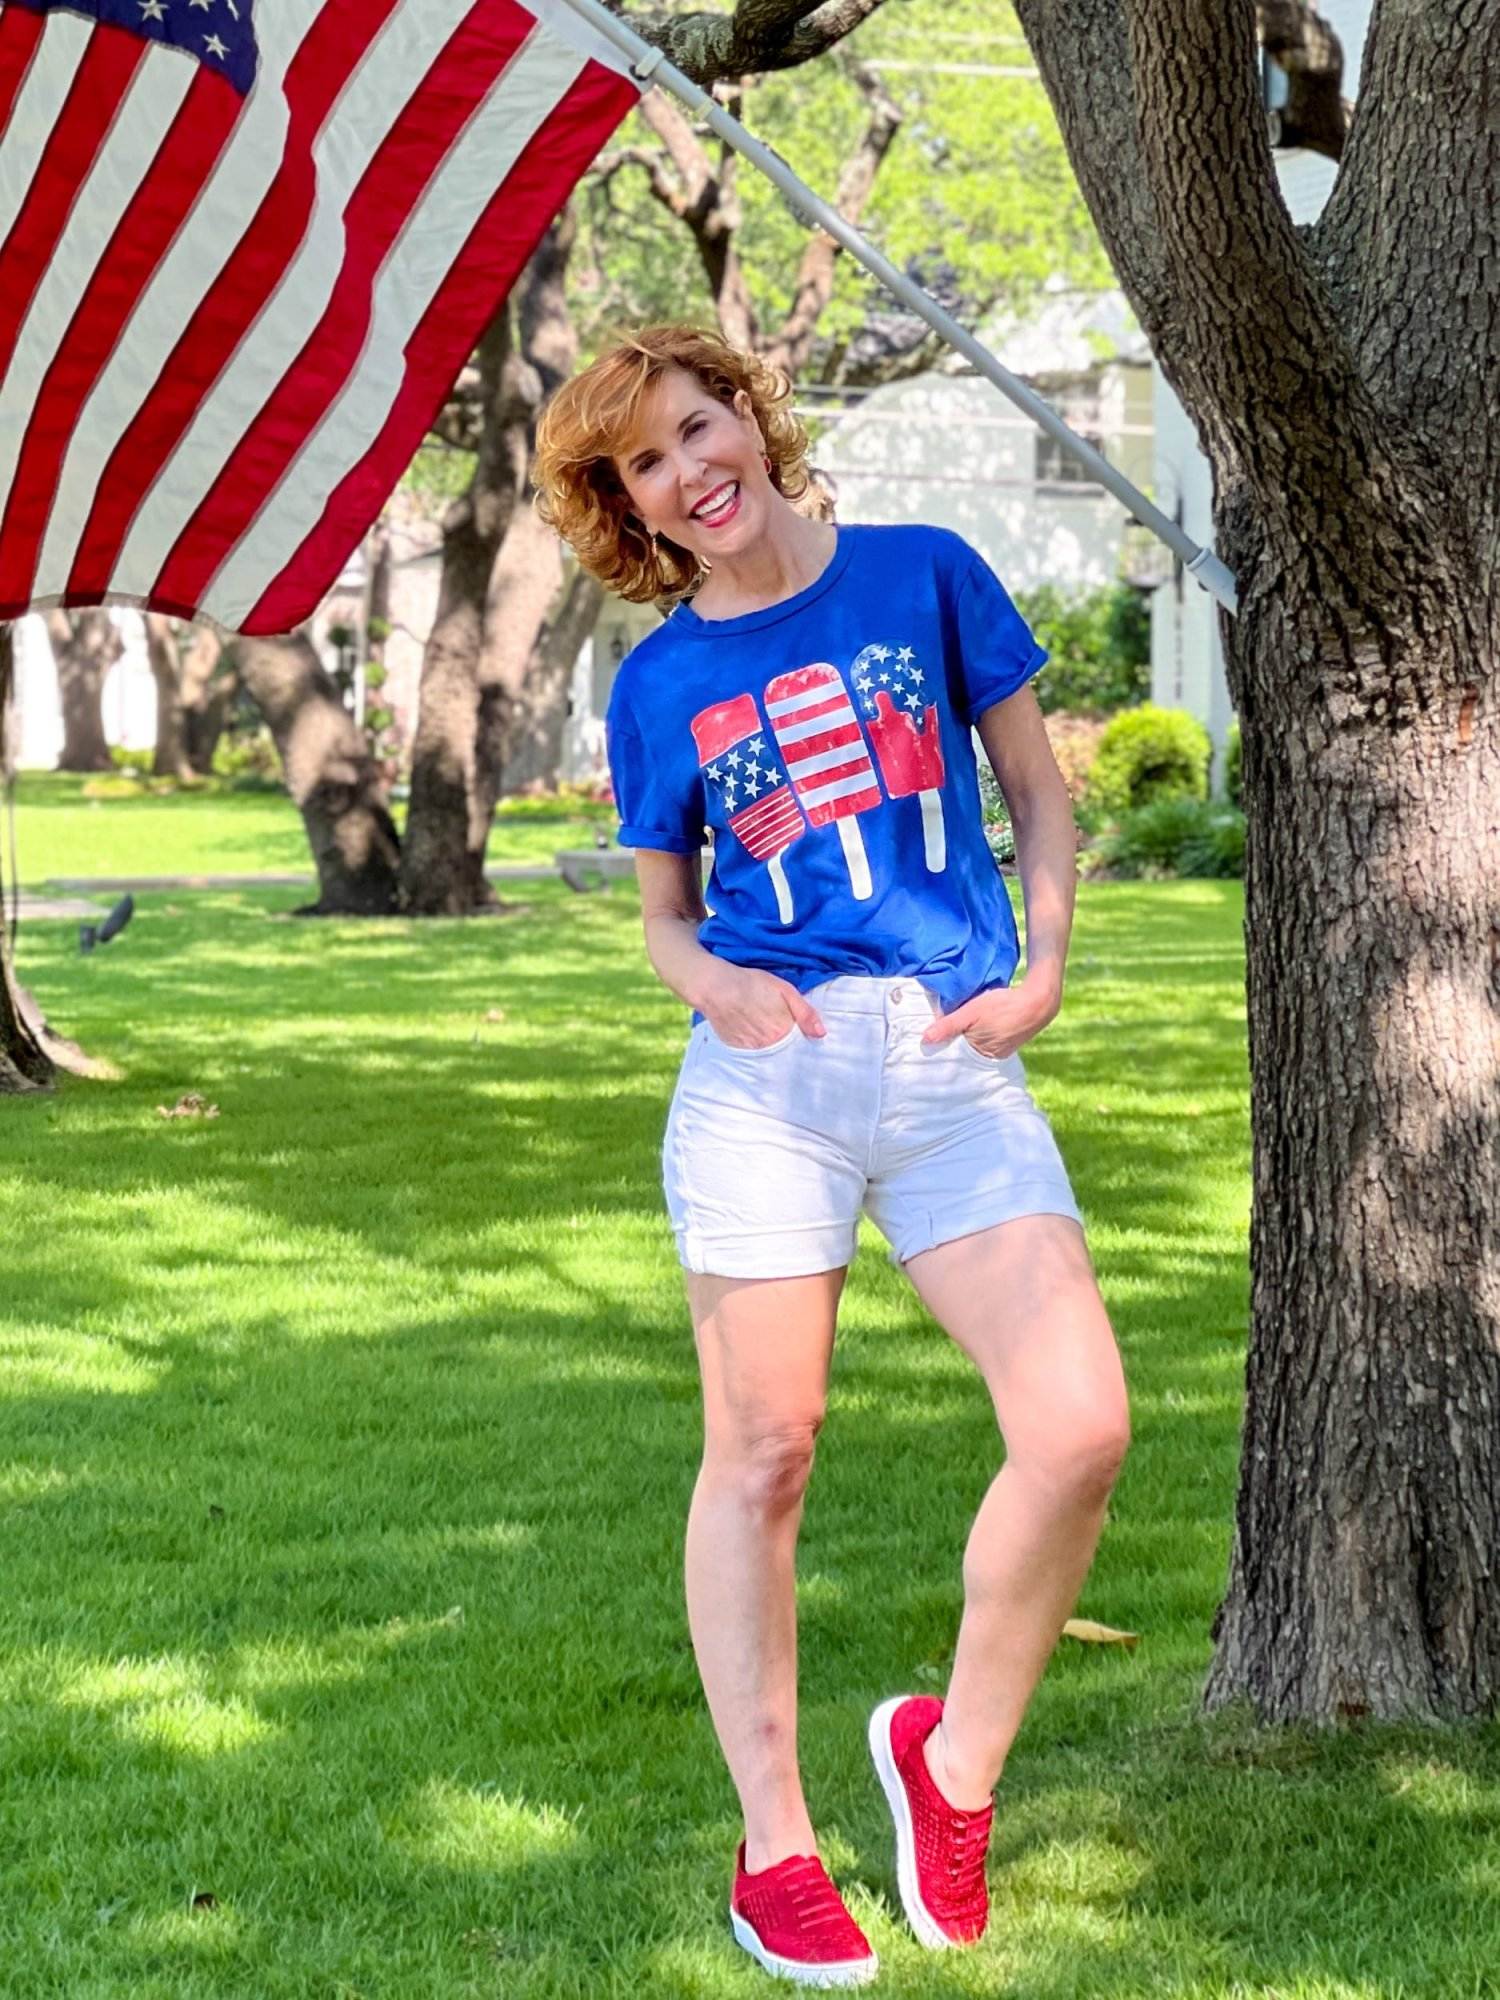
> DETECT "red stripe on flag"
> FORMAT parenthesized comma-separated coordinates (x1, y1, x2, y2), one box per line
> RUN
(0, 4, 45, 137)
(63, 0, 403, 603)
(0, 66, 242, 612)
(0, 24, 146, 383)
(152, 0, 538, 615)
(239, 55, 638, 634)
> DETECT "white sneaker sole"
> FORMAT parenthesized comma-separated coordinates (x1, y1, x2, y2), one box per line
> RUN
(867, 1696, 956, 1952)
(729, 1909, 878, 1987)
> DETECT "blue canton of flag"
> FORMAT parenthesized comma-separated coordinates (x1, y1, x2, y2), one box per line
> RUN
(9, 0, 259, 94)
(851, 642, 927, 719)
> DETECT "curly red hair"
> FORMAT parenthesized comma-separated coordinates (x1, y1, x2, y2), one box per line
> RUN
(532, 323, 811, 606)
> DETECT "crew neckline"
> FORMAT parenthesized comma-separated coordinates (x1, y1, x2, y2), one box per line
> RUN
(671, 524, 854, 637)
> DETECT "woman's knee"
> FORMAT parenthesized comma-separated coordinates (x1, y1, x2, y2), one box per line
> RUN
(704, 1412, 824, 1516)
(1015, 1403, 1130, 1508)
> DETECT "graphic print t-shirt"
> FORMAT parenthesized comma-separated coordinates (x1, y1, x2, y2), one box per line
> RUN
(605, 523, 1047, 1017)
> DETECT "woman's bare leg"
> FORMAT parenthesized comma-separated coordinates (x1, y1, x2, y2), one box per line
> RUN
(683, 1265, 846, 1872)
(902, 1214, 1130, 1808)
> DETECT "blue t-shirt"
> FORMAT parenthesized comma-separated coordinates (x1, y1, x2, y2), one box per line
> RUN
(604, 522, 1047, 1017)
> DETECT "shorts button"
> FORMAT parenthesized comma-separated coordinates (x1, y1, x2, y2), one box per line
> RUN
(891, 984, 904, 1004)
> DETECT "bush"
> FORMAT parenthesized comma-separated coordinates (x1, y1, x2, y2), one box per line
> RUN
(1095, 797, 1245, 879)
(1012, 582, 1151, 715)
(1086, 703, 1212, 817)
(1221, 720, 1242, 807)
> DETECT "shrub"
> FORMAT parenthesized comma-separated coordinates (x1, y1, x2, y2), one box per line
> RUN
(1012, 582, 1151, 716)
(1096, 797, 1245, 879)
(1086, 703, 1212, 817)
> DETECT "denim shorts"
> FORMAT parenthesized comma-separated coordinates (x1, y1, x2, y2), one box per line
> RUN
(661, 973, 1083, 1278)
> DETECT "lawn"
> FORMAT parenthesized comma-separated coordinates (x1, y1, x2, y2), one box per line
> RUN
(9, 773, 614, 882)
(3, 879, 1497, 1998)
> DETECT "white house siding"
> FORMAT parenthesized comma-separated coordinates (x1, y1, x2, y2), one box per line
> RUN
(11, 608, 156, 768)
(1150, 0, 1373, 780)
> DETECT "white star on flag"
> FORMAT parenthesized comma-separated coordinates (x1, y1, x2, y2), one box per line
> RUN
(204, 32, 227, 55)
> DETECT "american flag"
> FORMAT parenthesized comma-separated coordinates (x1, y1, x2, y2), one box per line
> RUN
(0, 0, 638, 633)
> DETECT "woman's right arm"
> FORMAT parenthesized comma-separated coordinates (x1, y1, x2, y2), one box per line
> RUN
(635, 849, 726, 1013)
(634, 850, 825, 1042)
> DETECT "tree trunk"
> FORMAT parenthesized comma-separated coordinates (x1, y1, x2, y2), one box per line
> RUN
(501, 565, 606, 794)
(1203, 540, 1500, 1722)
(401, 213, 580, 915)
(1, 624, 53, 1092)
(47, 609, 120, 773)
(178, 622, 232, 776)
(143, 615, 193, 782)
(1010, 0, 1500, 1720)
(235, 634, 401, 915)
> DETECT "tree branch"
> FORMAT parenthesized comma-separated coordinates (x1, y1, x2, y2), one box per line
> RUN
(762, 56, 903, 375)
(613, 0, 892, 86)
(1258, 0, 1350, 160)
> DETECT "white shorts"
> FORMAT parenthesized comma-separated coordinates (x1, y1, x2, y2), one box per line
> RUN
(662, 973, 1083, 1278)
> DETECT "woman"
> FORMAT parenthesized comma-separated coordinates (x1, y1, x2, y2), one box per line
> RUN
(533, 325, 1129, 1988)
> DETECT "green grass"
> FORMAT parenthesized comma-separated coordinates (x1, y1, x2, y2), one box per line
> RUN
(10, 773, 615, 881)
(3, 880, 1497, 1998)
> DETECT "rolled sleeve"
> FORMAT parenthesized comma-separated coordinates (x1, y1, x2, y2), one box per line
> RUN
(606, 684, 705, 856)
(953, 551, 1048, 725)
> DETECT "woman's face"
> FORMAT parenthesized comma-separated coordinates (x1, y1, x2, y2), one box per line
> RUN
(612, 364, 769, 565)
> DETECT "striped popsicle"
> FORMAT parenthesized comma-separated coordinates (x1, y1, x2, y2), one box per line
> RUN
(762, 663, 882, 900)
(690, 691, 807, 923)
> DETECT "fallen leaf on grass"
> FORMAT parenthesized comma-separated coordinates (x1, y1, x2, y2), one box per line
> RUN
(484, 1008, 507, 1024)
(157, 1093, 219, 1120)
(1062, 1618, 1139, 1650)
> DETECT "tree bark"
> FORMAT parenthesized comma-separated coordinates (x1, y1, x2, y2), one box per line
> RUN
(235, 633, 401, 915)
(500, 564, 607, 794)
(1014, 0, 1500, 1720)
(1, 624, 53, 1093)
(178, 622, 232, 776)
(47, 609, 120, 774)
(400, 213, 581, 914)
(143, 615, 194, 782)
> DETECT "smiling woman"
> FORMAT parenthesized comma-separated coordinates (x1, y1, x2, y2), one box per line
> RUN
(530, 323, 1129, 1989)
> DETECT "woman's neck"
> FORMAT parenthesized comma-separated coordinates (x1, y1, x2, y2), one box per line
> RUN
(688, 508, 838, 622)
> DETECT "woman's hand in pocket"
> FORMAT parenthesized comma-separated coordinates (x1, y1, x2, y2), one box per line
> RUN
(700, 964, 826, 1050)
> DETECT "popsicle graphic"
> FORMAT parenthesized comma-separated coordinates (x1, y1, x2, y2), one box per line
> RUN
(763, 662, 883, 900)
(855, 643, 948, 872)
(690, 692, 808, 924)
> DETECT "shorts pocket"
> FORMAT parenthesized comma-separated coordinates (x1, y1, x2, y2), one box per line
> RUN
(954, 1032, 1023, 1076)
(703, 1019, 801, 1057)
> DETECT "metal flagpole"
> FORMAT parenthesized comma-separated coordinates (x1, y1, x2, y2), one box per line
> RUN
(552, 0, 1238, 615)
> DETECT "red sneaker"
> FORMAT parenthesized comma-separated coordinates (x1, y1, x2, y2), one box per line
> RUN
(730, 1842, 878, 1987)
(868, 1695, 993, 1948)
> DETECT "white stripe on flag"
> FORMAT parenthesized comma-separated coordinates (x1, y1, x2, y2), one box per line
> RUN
(0, 9, 89, 248)
(109, 0, 479, 602)
(772, 707, 858, 747)
(0, 51, 197, 514)
(31, 1, 323, 600)
(796, 771, 876, 810)
(202, 22, 589, 626)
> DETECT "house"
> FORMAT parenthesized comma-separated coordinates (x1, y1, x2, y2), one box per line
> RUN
(1149, 0, 1374, 783)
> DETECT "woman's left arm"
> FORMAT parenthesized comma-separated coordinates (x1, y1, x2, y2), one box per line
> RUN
(977, 684, 1076, 1008)
(922, 684, 1076, 1055)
